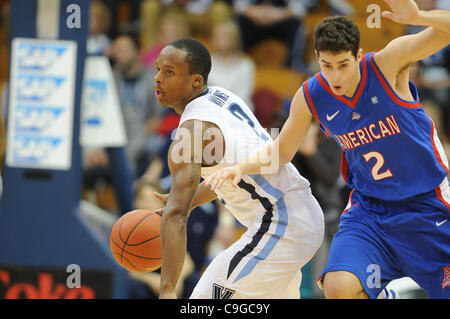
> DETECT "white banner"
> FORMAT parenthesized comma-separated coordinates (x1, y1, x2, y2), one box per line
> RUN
(80, 56, 127, 148)
(6, 38, 77, 170)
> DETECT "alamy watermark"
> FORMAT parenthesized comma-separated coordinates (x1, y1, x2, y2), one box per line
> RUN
(367, 4, 382, 29)
(66, 4, 81, 29)
(366, 263, 381, 289)
(169, 123, 280, 174)
(66, 264, 81, 288)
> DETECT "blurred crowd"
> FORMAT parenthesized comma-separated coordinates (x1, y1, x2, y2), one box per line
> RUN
(0, 0, 448, 299)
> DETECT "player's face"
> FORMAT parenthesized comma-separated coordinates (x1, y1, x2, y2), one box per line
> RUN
(317, 49, 362, 96)
(154, 46, 197, 109)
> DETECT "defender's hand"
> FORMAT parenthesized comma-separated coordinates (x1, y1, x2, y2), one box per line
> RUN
(382, 0, 421, 25)
(204, 164, 244, 191)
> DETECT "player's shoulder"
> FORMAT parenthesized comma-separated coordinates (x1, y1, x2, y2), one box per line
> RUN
(370, 49, 385, 66)
(369, 49, 397, 79)
(207, 85, 239, 101)
(181, 87, 229, 124)
(183, 87, 214, 113)
(301, 72, 318, 94)
(188, 86, 232, 106)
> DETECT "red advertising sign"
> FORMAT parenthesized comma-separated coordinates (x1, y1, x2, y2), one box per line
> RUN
(0, 265, 112, 299)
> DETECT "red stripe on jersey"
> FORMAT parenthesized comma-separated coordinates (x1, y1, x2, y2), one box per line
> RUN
(342, 190, 355, 214)
(341, 151, 349, 185)
(430, 119, 449, 173)
(435, 183, 450, 212)
(369, 53, 422, 109)
(304, 80, 331, 137)
(316, 275, 325, 289)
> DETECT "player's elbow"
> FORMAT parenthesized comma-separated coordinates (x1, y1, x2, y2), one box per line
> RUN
(274, 145, 296, 170)
(279, 151, 294, 168)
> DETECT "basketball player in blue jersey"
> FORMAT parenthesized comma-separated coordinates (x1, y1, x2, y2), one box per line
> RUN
(206, 0, 450, 299)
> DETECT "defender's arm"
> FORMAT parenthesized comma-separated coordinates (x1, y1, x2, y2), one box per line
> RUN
(376, 0, 450, 78)
(382, 0, 450, 34)
(206, 86, 313, 190)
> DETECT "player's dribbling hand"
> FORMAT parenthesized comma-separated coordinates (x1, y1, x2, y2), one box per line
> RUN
(204, 164, 244, 191)
(382, 0, 421, 25)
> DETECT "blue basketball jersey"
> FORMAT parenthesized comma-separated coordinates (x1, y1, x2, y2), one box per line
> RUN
(302, 52, 449, 201)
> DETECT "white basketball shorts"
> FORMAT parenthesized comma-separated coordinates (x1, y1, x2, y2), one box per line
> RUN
(190, 187, 324, 299)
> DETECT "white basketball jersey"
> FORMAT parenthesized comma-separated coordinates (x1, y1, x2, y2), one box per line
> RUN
(179, 86, 310, 227)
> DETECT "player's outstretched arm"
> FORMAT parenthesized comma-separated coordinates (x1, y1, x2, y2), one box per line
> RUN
(375, 1, 450, 85)
(205, 87, 313, 190)
(159, 120, 202, 299)
(382, 0, 450, 34)
(376, 27, 449, 78)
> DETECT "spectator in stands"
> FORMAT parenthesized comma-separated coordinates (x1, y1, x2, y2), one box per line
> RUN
(326, 0, 355, 15)
(291, 121, 343, 297)
(83, 2, 135, 214)
(140, 0, 232, 50)
(107, 33, 165, 178)
(101, 0, 143, 39)
(87, 0, 111, 56)
(141, 12, 192, 69)
(232, 0, 313, 71)
(208, 20, 256, 111)
(410, 62, 450, 176)
(294, 122, 342, 229)
(406, 0, 449, 135)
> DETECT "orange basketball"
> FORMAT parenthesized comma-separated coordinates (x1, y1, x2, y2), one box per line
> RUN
(109, 210, 162, 272)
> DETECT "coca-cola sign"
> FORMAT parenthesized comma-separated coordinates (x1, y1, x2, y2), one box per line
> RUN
(0, 265, 112, 299)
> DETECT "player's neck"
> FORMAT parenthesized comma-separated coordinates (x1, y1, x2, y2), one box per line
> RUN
(174, 86, 208, 115)
(343, 65, 361, 98)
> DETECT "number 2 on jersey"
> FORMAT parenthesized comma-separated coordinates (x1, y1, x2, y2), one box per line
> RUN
(362, 151, 393, 181)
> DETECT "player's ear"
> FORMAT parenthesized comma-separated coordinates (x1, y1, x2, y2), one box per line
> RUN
(192, 74, 203, 89)
(314, 49, 319, 59)
(356, 48, 363, 61)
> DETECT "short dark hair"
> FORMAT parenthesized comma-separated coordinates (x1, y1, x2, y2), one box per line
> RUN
(169, 38, 211, 84)
(314, 16, 360, 58)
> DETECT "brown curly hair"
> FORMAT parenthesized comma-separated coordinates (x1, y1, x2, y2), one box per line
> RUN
(314, 16, 360, 58)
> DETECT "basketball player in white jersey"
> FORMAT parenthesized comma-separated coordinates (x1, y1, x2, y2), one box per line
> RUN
(153, 38, 324, 299)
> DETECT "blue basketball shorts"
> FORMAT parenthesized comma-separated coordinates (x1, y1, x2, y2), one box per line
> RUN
(318, 178, 450, 299)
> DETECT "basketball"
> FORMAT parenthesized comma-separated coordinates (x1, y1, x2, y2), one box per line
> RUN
(109, 210, 162, 272)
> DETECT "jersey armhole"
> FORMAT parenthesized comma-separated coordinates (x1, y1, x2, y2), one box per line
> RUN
(369, 53, 422, 109)
(302, 80, 331, 137)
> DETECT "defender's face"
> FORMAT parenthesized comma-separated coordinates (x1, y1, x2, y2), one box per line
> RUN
(316, 49, 362, 96)
(154, 46, 195, 108)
